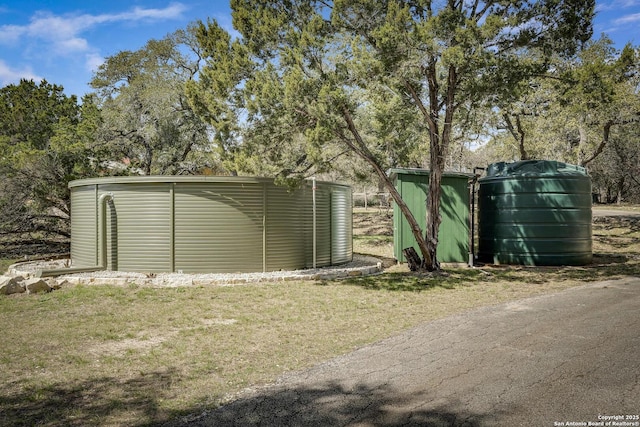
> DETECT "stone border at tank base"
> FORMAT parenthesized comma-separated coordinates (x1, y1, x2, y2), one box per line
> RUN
(6, 254, 383, 290)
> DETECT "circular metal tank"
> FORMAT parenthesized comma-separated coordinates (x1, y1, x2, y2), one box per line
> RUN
(69, 176, 352, 273)
(478, 160, 592, 266)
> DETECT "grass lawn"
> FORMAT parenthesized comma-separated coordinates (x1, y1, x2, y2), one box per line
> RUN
(1, 209, 639, 426)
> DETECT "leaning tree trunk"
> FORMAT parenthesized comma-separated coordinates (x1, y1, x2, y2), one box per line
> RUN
(340, 108, 434, 270)
(384, 173, 433, 269)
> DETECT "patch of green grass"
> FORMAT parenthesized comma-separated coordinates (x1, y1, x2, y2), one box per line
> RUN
(333, 269, 483, 292)
(0, 258, 20, 274)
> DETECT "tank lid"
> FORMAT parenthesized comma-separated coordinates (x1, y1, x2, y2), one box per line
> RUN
(483, 160, 587, 179)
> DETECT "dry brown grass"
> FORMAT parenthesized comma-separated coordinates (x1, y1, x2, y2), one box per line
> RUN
(0, 208, 638, 426)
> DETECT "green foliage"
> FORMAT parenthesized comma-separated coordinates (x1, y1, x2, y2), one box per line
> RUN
(0, 81, 98, 242)
(488, 36, 639, 177)
(590, 122, 640, 203)
(185, 19, 253, 175)
(0, 79, 79, 151)
(186, 0, 595, 269)
(91, 26, 213, 175)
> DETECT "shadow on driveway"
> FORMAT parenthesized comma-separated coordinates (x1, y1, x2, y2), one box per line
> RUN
(167, 381, 498, 427)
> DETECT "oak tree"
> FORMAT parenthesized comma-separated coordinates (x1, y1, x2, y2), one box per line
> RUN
(91, 26, 213, 175)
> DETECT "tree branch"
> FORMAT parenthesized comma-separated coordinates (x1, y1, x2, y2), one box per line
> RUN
(337, 106, 434, 270)
(581, 120, 613, 167)
(581, 114, 640, 167)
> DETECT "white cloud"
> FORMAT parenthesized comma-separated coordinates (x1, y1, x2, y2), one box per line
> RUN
(0, 60, 41, 86)
(614, 12, 640, 24)
(60, 37, 91, 52)
(0, 3, 187, 55)
(115, 3, 188, 21)
(85, 53, 105, 73)
(596, 0, 640, 11)
(0, 24, 27, 44)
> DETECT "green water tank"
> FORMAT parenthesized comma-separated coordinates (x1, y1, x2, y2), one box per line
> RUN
(478, 160, 592, 266)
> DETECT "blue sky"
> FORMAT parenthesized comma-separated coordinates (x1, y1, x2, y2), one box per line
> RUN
(1, 0, 638, 98)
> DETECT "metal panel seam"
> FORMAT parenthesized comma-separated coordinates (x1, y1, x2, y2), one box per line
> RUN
(170, 182, 175, 273)
(94, 184, 98, 266)
(263, 182, 267, 273)
(329, 190, 333, 264)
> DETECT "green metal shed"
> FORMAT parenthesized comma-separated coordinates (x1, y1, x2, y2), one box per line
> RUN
(390, 168, 471, 264)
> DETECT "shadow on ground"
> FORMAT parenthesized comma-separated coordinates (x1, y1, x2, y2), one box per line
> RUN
(1, 371, 498, 427)
(0, 369, 178, 427)
(165, 381, 496, 427)
(334, 256, 640, 293)
(593, 215, 640, 232)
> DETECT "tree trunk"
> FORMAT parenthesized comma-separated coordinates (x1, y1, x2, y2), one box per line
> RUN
(426, 162, 443, 271)
(503, 113, 528, 160)
(581, 120, 612, 167)
(360, 151, 434, 269)
(616, 176, 625, 205)
(387, 174, 433, 269)
(403, 247, 422, 271)
(339, 108, 434, 270)
(423, 64, 458, 271)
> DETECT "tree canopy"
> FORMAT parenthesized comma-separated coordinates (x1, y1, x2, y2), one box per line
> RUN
(483, 36, 639, 204)
(189, 0, 595, 269)
(91, 26, 213, 175)
(0, 80, 96, 244)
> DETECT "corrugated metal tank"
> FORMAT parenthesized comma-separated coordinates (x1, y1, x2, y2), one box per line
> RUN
(69, 176, 352, 273)
(390, 168, 471, 264)
(478, 160, 592, 266)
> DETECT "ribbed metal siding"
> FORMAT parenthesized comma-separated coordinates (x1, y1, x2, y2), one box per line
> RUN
(314, 186, 332, 267)
(100, 184, 172, 272)
(478, 161, 592, 266)
(439, 176, 470, 263)
(70, 185, 97, 267)
(175, 182, 264, 273)
(393, 173, 426, 262)
(330, 186, 353, 264)
(69, 176, 352, 273)
(302, 184, 314, 268)
(265, 184, 307, 271)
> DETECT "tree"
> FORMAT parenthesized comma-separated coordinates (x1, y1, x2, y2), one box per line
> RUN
(557, 39, 639, 167)
(191, 0, 594, 270)
(0, 80, 97, 244)
(489, 37, 639, 166)
(91, 25, 213, 175)
(589, 121, 640, 204)
(185, 20, 254, 176)
(0, 79, 80, 150)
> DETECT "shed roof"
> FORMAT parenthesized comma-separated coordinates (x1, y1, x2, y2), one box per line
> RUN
(388, 168, 473, 181)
